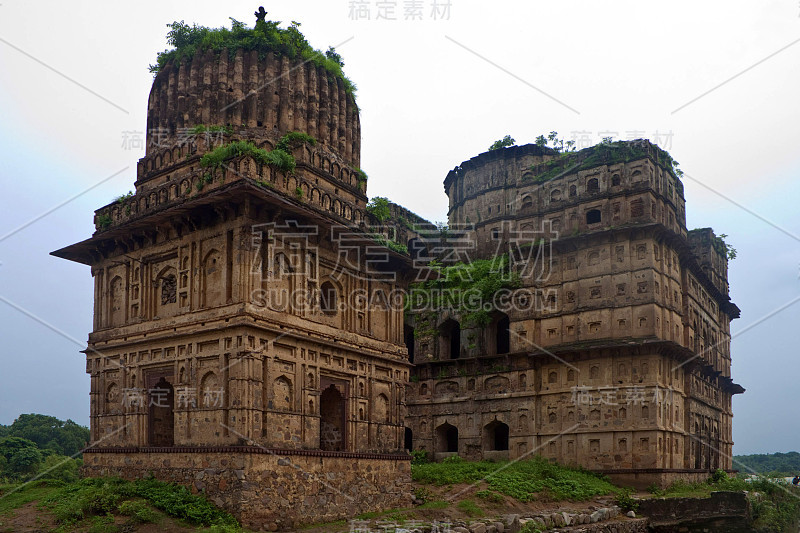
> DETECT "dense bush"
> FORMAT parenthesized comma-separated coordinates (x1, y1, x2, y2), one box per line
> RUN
(408, 254, 520, 328)
(37, 454, 82, 483)
(41, 477, 239, 528)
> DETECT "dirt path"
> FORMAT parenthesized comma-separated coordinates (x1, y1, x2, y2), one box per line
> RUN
(0, 500, 58, 533)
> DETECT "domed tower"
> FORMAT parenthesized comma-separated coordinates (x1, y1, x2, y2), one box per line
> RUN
(52, 12, 411, 529)
(138, 38, 363, 196)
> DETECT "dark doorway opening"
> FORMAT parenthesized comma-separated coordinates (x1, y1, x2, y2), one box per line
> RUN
(495, 314, 510, 355)
(320, 384, 346, 451)
(439, 319, 461, 360)
(484, 420, 510, 451)
(436, 422, 459, 453)
(404, 427, 413, 451)
(404, 324, 415, 363)
(148, 377, 174, 446)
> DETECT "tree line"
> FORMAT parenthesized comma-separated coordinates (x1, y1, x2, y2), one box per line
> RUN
(0, 413, 89, 482)
(734, 451, 800, 476)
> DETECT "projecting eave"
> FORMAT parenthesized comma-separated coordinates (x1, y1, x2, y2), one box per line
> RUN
(50, 179, 415, 270)
(51, 238, 96, 266)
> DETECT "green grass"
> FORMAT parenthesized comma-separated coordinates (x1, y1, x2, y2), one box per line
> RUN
(416, 500, 449, 510)
(456, 499, 483, 517)
(411, 456, 617, 502)
(0, 480, 59, 516)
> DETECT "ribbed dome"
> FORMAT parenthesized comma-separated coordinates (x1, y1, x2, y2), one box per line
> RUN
(144, 48, 361, 169)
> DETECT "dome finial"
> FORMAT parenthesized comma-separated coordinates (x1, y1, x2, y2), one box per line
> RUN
(255, 6, 268, 23)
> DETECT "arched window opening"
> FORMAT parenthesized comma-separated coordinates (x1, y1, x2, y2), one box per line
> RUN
(494, 314, 510, 355)
(436, 422, 459, 453)
(586, 209, 601, 224)
(320, 384, 345, 451)
(569, 185, 577, 197)
(404, 324, 415, 363)
(587, 178, 599, 192)
(439, 319, 461, 360)
(404, 427, 413, 451)
(550, 189, 562, 202)
(320, 281, 338, 315)
(483, 420, 510, 451)
(612, 174, 621, 186)
(148, 376, 174, 447)
(521, 196, 533, 209)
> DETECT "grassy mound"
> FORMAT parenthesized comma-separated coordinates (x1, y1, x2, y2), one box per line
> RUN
(39, 477, 239, 530)
(411, 456, 617, 502)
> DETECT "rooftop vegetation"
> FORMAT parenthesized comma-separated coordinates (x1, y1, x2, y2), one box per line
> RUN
(525, 134, 683, 186)
(198, 131, 316, 179)
(149, 17, 356, 96)
(408, 254, 520, 328)
(488, 135, 516, 151)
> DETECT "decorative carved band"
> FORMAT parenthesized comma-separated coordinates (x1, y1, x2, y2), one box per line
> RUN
(84, 446, 412, 461)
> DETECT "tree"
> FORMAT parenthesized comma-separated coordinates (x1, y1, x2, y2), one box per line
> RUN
(488, 135, 516, 151)
(366, 197, 391, 223)
(0, 437, 43, 476)
(325, 46, 344, 67)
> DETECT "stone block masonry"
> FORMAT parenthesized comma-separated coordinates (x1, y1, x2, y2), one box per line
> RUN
(82, 448, 411, 531)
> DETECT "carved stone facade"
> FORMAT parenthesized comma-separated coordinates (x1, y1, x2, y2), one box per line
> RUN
(53, 21, 744, 527)
(405, 143, 743, 488)
(53, 44, 411, 529)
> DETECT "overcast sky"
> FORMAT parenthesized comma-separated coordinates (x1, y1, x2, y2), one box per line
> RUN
(1, 1, 798, 457)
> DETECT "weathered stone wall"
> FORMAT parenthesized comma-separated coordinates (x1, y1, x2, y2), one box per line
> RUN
(638, 491, 752, 532)
(145, 50, 360, 168)
(408, 142, 742, 482)
(54, 40, 414, 529)
(83, 449, 411, 531)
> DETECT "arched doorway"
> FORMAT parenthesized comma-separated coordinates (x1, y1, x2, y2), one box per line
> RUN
(483, 420, 510, 451)
(148, 377, 174, 446)
(320, 384, 345, 451)
(436, 422, 459, 453)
